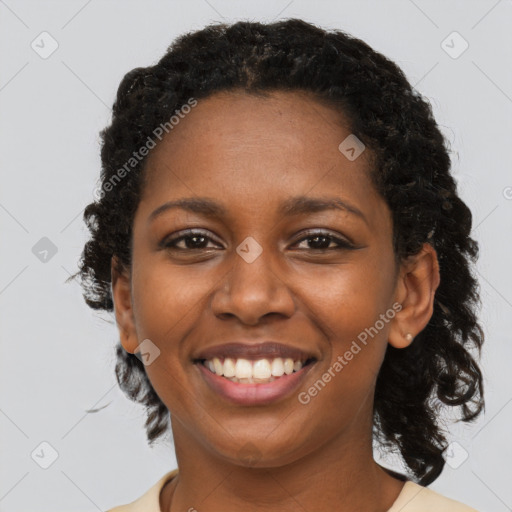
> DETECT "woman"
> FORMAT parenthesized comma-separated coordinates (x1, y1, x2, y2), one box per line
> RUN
(75, 18, 484, 511)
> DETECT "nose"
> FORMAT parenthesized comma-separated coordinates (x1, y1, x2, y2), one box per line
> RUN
(211, 248, 296, 325)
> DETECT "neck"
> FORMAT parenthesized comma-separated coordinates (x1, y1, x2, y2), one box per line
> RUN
(160, 416, 405, 512)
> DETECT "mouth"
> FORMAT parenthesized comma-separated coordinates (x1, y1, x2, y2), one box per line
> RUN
(192, 341, 318, 405)
(195, 355, 317, 384)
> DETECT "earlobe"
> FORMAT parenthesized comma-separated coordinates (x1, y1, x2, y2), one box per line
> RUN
(388, 243, 441, 349)
(111, 256, 138, 354)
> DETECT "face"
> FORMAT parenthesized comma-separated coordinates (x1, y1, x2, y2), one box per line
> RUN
(112, 89, 438, 468)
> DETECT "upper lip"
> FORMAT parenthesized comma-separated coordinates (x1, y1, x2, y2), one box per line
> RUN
(193, 341, 318, 362)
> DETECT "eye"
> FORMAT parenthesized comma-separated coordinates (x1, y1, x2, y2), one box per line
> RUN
(160, 229, 355, 252)
(161, 229, 222, 250)
(292, 230, 354, 251)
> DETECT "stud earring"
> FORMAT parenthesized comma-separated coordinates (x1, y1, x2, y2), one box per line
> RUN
(405, 333, 413, 342)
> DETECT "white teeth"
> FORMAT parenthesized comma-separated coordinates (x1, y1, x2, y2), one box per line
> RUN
(283, 358, 294, 375)
(253, 359, 272, 379)
(223, 357, 236, 378)
(203, 356, 308, 382)
(271, 358, 284, 376)
(213, 357, 223, 375)
(235, 358, 252, 379)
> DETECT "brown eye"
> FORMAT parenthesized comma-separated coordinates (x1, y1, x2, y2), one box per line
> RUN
(161, 230, 222, 250)
(293, 230, 354, 251)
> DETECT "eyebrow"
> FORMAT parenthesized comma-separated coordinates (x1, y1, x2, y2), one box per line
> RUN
(148, 195, 368, 225)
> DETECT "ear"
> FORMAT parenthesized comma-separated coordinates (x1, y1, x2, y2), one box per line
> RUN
(111, 256, 139, 354)
(388, 243, 441, 349)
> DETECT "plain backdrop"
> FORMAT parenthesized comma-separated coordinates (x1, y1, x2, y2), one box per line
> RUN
(1, 0, 511, 511)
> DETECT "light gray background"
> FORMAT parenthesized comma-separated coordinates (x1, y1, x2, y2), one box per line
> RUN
(1, 0, 511, 510)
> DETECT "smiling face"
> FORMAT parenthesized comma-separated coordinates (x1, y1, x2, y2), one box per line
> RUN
(112, 89, 438, 470)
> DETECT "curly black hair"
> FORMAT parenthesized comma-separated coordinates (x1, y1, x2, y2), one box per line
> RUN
(72, 18, 484, 486)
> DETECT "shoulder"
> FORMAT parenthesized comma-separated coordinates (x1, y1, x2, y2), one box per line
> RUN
(388, 480, 480, 512)
(105, 469, 178, 512)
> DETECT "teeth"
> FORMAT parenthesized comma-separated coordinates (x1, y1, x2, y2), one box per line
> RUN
(213, 357, 223, 375)
(271, 358, 284, 376)
(203, 356, 308, 382)
(235, 358, 252, 379)
(283, 358, 294, 375)
(223, 357, 236, 378)
(253, 359, 271, 379)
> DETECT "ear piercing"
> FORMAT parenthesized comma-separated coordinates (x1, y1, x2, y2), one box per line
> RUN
(405, 333, 413, 342)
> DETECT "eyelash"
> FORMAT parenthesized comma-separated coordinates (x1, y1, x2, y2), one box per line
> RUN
(161, 229, 354, 252)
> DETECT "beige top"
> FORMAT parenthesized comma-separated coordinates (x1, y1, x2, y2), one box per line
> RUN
(107, 469, 479, 512)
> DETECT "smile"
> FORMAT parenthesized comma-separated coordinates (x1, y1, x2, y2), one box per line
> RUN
(200, 356, 314, 383)
(194, 357, 317, 406)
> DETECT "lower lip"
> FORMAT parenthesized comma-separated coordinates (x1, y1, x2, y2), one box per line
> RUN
(195, 361, 316, 406)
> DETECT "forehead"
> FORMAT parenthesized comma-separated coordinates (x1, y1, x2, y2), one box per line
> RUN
(146, 89, 355, 158)
(138, 90, 387, 228)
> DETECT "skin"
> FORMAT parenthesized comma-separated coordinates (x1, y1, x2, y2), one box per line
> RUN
(112, 90, 440, 512)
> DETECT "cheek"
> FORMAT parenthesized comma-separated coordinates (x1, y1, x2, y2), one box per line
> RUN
(295, 274, 392, 435)
(131, 259, 214, 341)
(129, 262, 213, 415)
(302, 255, 396, 379)
(309, 256, 395, 333)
